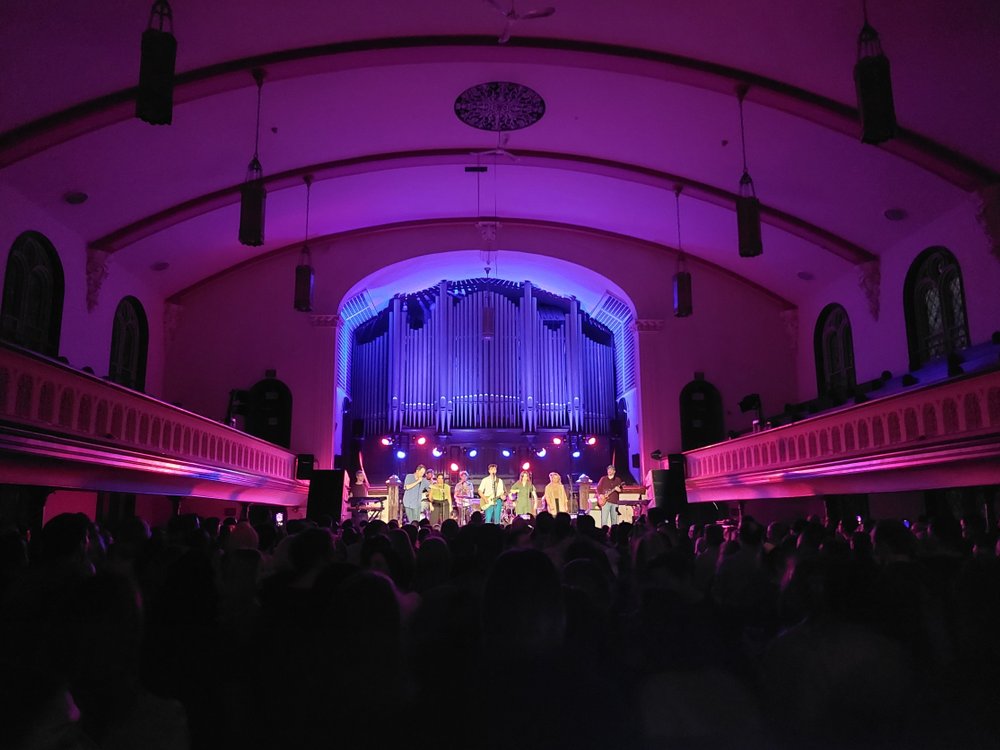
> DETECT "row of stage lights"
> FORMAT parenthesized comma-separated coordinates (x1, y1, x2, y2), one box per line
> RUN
(378, 434, 599, 462)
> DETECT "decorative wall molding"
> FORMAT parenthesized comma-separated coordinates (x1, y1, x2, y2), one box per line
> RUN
(779, 309, 799, 356)
(163, 302, 183, 346)
(309, 313, 341, 328)
(858, 259, 881, 321)
(684, 367, 1000, 502)
(85, 249, 110, 312)
(977, 183, 1000, 263)
(634, 319, 665, 333)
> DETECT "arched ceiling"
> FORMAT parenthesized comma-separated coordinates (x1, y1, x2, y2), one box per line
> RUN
(2, 1, 997, 308)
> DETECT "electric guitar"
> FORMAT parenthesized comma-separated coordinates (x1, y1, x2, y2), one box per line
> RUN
(595, 483, 621, 508)
(479, 478, 503, 511)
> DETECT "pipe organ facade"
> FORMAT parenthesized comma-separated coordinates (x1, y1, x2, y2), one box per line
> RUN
(348, 279, 618, 436)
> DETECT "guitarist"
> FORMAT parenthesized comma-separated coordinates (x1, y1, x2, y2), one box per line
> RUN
(595, 464, 624, 528)
(478, 463, 505, 524)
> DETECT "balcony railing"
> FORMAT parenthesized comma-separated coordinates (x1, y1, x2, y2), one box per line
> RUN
(684, 366, 1000, 503)
(0, 343, 308, 506)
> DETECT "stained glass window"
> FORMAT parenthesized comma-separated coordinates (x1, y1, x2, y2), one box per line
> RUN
(814, 303, 856, 400)
(905, 247, 969, 369)
(1, 231, 64, 357)
(109, 296, 149, 391)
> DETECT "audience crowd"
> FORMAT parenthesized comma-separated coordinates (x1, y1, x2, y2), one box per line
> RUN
(2, 504, 999, 750)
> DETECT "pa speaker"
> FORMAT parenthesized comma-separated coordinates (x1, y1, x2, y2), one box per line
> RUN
(306, 469, 347, 521)
(650, 455, 688, 517)
(295, 454, 315, 479)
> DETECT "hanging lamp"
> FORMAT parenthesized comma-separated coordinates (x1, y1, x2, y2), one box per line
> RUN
(735, 85, 763, 258)
(294, 175, 315, 312)
(672, 186, 692, 317)
(239, 69, 267, 247)
(136, 0, 176, 125)
(854, 0, 897, 144)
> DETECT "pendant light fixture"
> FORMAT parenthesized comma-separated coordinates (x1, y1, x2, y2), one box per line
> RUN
(735, 85, 763, 258)
(672, 185, 692, 317)
(136, 0, 176, 125)
(854, 0, 896, 144)
(294, 175, 315, 312)
(239, 69, 267, 247)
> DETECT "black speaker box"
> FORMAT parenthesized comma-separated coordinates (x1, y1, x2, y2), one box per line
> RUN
(295, 454, 315, 479)
(306, 469, 347, 521)
(650, 455, 688, 517)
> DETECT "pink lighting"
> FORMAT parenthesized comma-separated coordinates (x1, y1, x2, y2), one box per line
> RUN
(552, 436, 562, 445)
(449, 462, 459, 472)
(521, 461, 531, 471)
(416, 436, 427, 446)
(586, 436, 597, 446)
(380, 437, 392, 446)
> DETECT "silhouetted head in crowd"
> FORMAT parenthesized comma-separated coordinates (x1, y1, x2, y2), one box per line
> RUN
(288, 528, 333, 574)
(364, 519, 388, 539)
(483, 548, 565, 652)
(112, 516, 150, 559)
(202, 516, 220, 541)
(401, 523, 418, 548)
(577, 512, 597, 536)
(341, 525, 359, 546)
(35, 513, 93, 573)
(440, 518, 459, 542)
(738, 517, 764, 548)
(468, 510, 484, 525)
(413, 536, 452, 593)
(703, 523, 724, 549)
(225, 521, 259, 554)
(872, 519, 916, 562)
(646, 506, 667, 528)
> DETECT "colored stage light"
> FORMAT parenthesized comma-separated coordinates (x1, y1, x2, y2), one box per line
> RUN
(468, 448, 479, 458)
(380, 437, 392, 446)
(396, 450, 407, 459)
(432, 447, 443, 457)
(571, 450, 581, 458)
(552, 436, 562, 445)
(535, 447, 547, 458)
(416, 436, 427, 446)
(449, 462, 459, 472)
(521, 461, 531, 471)
(501, 449, 511, 458)
(586, 436, 597, 446)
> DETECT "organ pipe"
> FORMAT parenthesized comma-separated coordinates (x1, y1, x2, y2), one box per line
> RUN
(348, 279, 617, 436)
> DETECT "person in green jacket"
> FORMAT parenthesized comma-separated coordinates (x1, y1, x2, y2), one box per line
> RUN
(509, 469, 537, 516)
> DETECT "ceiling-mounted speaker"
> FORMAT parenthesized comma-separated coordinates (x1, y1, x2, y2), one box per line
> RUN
(136, 1, 176, 125)
(855, 23, 896, 144)
(736, 191, 763, 258)
(239, 165, 266, 246)
(673, 269, 692, 317)
(294, 263, 314, 312)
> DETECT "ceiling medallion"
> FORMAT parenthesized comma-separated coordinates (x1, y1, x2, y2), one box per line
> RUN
(454, 81, 545, 132)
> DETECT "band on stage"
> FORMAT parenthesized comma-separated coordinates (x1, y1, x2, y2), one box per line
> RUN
(353, 462, 633, 527)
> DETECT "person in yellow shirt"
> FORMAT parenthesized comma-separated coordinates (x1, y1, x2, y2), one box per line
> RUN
(427, 471, 452, 526)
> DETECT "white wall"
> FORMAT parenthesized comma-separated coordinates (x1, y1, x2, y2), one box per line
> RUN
(795, 196, 1000, 400)
(0, 184, 168, 397)
(165, 222, 799, 475)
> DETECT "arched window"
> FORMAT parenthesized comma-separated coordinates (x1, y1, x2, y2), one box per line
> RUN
(679, 375, 724, 451)
(1, 231, 64, 356)
(904, 247, 970, 369)
(108, 296, 149, 391)
(814, 303, 856, 401)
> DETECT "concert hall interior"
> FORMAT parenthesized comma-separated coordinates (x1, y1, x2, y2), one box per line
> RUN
(2, 1, 1000, 748)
